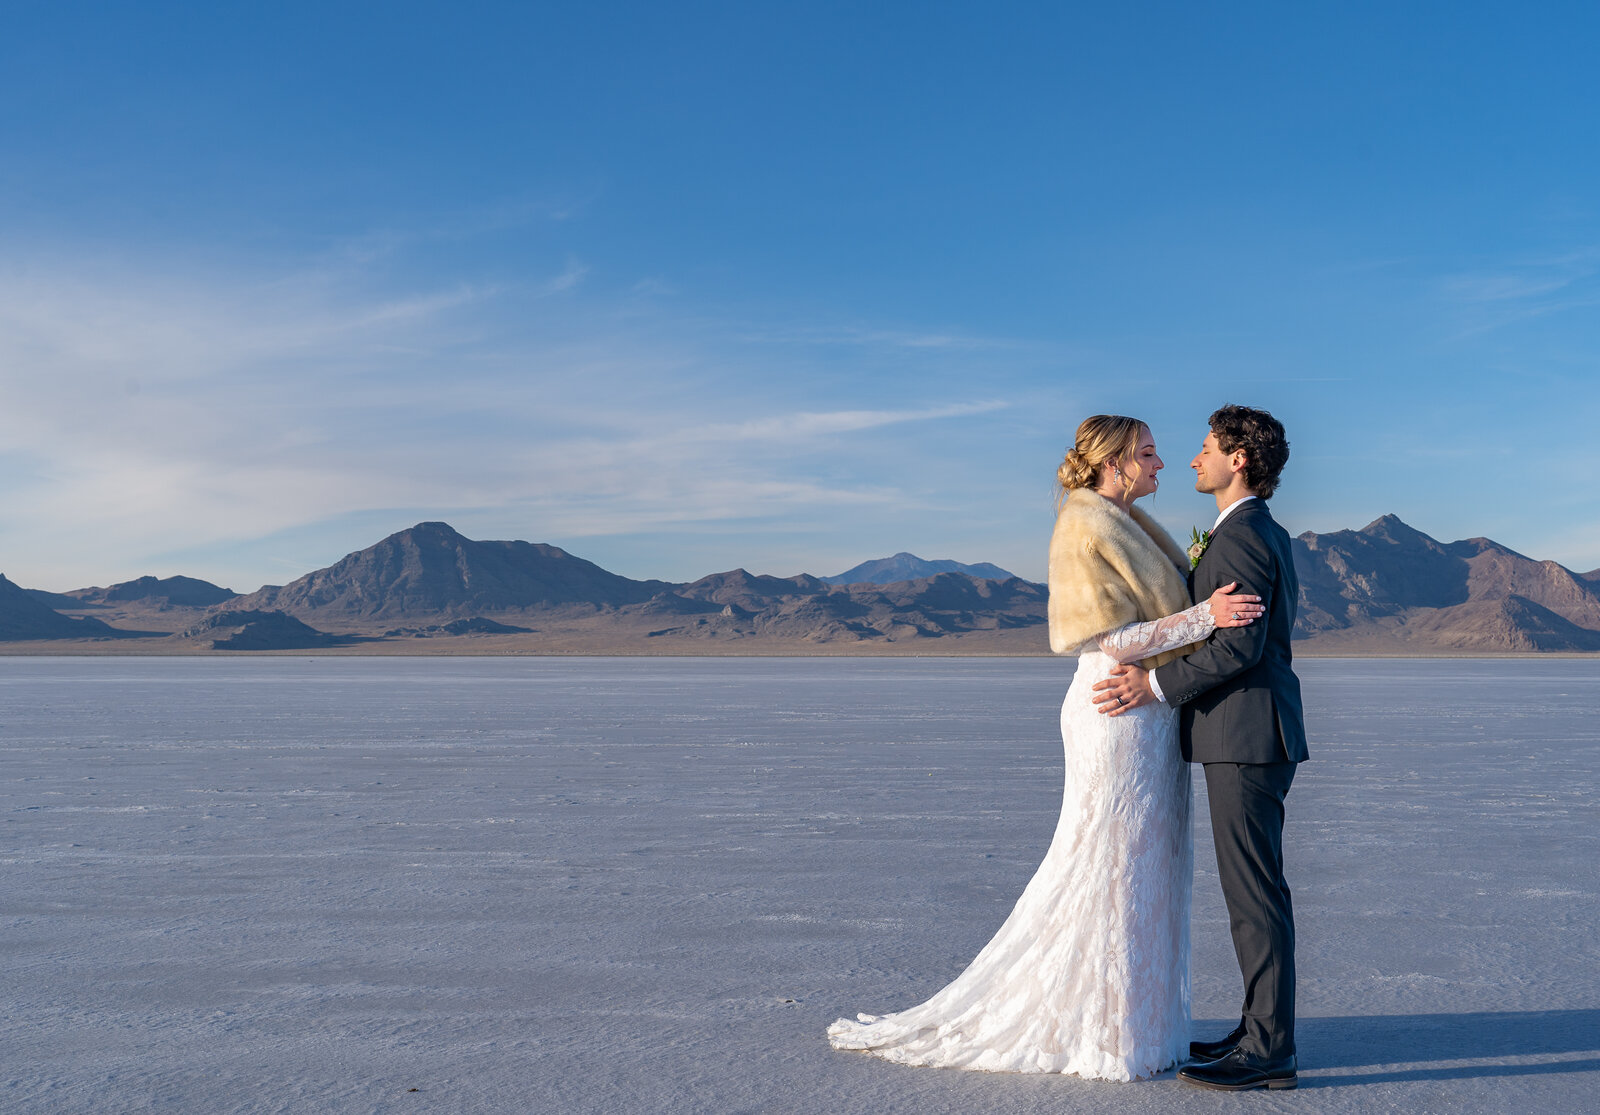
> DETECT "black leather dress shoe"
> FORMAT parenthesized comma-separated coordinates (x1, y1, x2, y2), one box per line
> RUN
(1188, 1022, 1247, 1062)
(1178, 1048, 1297, 1091)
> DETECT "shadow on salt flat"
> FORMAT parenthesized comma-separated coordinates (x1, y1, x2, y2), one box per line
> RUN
(1273, 1009, 1600, 1086)
(1320, 1058, 1600, 1086)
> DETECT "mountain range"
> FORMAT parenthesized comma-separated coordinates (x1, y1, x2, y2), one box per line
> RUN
(5, 515, 1599, 654)
(221, 522, 1046, 648)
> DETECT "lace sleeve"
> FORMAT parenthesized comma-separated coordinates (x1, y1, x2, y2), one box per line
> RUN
(1094, 602, 1215, 664)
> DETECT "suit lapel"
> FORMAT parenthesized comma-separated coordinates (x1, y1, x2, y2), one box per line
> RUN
(1196, 499, 1266, 588)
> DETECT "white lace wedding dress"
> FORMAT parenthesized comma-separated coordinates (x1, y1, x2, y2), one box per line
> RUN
(828, 604, 1215, 1081)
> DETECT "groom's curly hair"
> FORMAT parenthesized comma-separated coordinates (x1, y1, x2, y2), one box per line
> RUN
(1210, 404, 1290, 500)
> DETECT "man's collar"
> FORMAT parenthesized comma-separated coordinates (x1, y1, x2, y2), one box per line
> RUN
(1212, 494, 1258, 531)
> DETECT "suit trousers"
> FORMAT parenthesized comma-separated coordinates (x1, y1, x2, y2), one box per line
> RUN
(1202, 759, 1297, 1059)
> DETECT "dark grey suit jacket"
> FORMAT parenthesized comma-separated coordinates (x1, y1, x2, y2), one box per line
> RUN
(1156, 500, 1309, 765)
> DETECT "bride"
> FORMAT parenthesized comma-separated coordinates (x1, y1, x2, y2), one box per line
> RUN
(827, 415, 1263, 1081)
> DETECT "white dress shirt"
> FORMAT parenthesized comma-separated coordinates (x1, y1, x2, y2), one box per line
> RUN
(1148, 496, 1257, 704)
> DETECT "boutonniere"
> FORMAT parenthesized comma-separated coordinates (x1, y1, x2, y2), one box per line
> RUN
(1187, 527, 1213, 570)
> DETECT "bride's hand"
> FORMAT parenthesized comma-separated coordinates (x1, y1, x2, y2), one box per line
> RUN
(1207, 582, 1264, 628)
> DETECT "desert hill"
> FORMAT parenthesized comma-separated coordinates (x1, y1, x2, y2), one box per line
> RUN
(0, 575, 122, 641)
(633, 569, 1045, 643)
(227, 521, 673, 623)
(177, 609, 353, 651)
(77, 575, 237, 608)
(22, 587, 85, 610)
(27, 574, 236, 610)
(823, 552, 1017, 586)
(1394, 595, 1600, 653)
(20, 573, 239, 638)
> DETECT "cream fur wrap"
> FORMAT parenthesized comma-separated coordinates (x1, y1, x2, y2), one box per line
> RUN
(1047, 488, 1203, 668)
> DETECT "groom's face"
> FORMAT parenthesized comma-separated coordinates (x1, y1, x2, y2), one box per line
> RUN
(1191, 432, 1241, 494)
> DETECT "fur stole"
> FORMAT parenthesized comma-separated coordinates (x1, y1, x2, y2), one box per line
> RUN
(1047, 488, 1201, 668)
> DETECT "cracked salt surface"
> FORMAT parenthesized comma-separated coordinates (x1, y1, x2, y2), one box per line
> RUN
(2, 656, 1596, 1113)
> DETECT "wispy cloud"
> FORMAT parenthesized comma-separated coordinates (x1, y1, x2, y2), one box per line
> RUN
(1442, 273, 1577, 303)
(302, 196, 592, 274)
(732, 323, 1028, 351)
(721, 401, 1007, 441)
(538, 259, 590, 295)
(1437, 246, 1600, 335)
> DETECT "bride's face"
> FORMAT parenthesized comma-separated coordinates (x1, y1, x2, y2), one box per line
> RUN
(1125, 428, 1164, 499)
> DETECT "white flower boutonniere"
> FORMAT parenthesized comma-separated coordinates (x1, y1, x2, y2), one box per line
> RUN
(1187, 527, 1213, 570)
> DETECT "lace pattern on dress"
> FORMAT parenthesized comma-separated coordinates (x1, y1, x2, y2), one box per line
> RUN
(1093, 602, 1215, 664)
(828, 607, 1201, 1080)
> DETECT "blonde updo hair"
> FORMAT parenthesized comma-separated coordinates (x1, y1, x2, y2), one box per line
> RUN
(1057, 414, 1147, 504)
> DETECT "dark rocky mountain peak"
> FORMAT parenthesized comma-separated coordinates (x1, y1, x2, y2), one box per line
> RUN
(1357, 514, 1434, 544)
(824, 552, 1018, 586)
(223, 522, 672, 625)
(676, 569, 829, 608)
(1294, 516, 1468, 632)
(1293, 514, 1600, 648)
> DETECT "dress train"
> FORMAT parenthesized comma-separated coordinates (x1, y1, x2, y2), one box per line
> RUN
(827, 605, 1213, 1080)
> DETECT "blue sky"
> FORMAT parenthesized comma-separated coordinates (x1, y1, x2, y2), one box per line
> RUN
(4, 2, 1600, 592)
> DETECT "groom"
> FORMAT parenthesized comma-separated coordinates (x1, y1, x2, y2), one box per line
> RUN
(1092, 404, 1307, 1092)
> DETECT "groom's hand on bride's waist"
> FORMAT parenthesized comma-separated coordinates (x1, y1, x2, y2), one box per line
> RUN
(1092, 665, 1155, 716)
